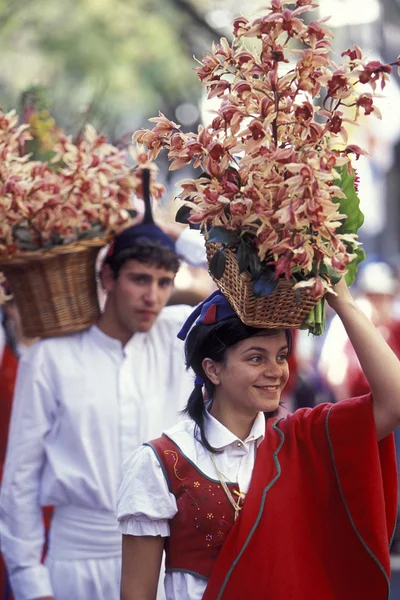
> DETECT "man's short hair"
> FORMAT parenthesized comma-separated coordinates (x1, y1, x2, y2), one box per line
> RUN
(104, 237, 181, 278)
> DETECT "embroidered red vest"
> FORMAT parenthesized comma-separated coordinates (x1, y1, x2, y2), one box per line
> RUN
(146, 435, 239, 580)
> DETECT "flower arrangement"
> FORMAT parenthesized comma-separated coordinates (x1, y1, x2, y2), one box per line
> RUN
(0, 107, 165, 257)
(134, 0, 399, 333)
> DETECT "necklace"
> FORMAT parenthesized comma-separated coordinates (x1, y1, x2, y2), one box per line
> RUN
(209, 452, 246, 521)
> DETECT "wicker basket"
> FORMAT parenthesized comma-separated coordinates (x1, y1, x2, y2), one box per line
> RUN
(206, 242, 322, 328)
(0, 238, 107, 338)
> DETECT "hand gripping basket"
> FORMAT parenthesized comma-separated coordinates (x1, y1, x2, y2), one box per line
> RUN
(0, 238, 107, 338)
(206, 242, 322, 328)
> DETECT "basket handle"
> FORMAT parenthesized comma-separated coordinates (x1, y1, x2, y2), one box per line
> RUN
(142, 168, 154, 225)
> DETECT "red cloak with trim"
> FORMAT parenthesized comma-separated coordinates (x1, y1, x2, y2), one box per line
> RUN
(203, 395, 397, 600)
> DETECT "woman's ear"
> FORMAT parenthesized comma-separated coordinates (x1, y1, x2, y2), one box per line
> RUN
(202, 357, 222, 386)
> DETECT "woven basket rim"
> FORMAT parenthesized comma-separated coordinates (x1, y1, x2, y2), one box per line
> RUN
(0, 236, 110, 266)
(205, 241, 324, 290)
(205, 241, 324, 329)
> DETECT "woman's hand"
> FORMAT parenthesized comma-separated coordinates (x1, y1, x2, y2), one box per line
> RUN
(326, 276, 355, 315)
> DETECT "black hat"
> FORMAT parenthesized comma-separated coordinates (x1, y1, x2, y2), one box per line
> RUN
(106, 169, 175, 260)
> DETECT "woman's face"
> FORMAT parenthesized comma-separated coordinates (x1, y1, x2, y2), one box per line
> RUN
(205, 330, 290, 418)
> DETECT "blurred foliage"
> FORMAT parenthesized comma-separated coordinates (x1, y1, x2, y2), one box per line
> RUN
(0, 0, 222, 137)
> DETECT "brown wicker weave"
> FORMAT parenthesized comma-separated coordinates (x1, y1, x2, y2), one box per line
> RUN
(0, 238, 107, 338)
(206, 242, 322, 328)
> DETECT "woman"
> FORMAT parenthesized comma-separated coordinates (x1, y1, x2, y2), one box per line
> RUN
(117, 278, 399, 600)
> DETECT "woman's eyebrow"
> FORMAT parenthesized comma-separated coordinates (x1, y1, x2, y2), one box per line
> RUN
(241, 344, 288, 355)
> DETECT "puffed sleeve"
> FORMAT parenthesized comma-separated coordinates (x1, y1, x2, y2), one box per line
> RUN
(117, 444, 178, 537)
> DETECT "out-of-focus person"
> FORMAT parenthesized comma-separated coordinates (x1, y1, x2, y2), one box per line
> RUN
(0, 298, 38, 478)
(283, 329, 336, 413)
(0, 298, 38, 600)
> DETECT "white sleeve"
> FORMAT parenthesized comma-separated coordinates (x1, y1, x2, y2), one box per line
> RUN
(174, 228, 207, 268)
(117, 445, 177, 537)
(0, 346, 56, 599)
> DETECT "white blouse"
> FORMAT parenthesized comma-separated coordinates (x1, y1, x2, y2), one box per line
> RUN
(117, 411, 266, 600)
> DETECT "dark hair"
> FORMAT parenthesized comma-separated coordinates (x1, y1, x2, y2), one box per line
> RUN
(184, 316, 292, 453)
(104, 237, 181, 278)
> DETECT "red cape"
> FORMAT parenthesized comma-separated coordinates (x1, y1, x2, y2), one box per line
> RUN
(203, 395, 397, 600)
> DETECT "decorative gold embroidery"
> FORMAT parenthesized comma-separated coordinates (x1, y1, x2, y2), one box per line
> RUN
(164, 450, 187, 481)
(193, 481, 200, 488)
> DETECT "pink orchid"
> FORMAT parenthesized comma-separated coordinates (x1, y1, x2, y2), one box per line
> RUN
(132, 0, 395, 296)
(0, 115, 166, 256)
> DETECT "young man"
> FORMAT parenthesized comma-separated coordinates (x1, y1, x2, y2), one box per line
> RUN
(0, 213, 206, 600)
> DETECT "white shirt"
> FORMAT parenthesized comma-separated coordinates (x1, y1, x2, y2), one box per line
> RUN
(0, 228, 206, 600)
(117, 411, 266, 600)
(0, 312, 200, 599)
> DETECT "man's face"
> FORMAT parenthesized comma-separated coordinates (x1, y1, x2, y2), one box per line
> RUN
(104, 259, 175, 334)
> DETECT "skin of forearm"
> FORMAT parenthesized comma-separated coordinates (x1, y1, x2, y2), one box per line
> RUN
(334, 297, 400, 438)
(120, 535, 163, 600)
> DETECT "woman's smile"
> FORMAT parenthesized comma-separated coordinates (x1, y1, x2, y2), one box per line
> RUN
(208, 330, 290, 420)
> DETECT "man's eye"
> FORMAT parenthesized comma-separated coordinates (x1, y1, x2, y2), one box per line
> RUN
(159, 280, 173, 288)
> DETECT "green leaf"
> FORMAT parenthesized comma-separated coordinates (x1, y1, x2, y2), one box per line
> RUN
(345, 246, 366, 286)
(303, 298, 326, 336)
(326, 265, 342, 285)
(175, 204, 191, 224)
(332, 166, 366, 286)
(248, 251, 262, 280)
(78, 224, 105, 240)
(253, 271, 278, 297)
(207, 226, 240, 246)
(209, 248, 227, 280)
(333, 166, 364, 235)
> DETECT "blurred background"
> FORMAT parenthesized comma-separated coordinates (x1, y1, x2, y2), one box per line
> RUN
(0, 0, 399, 256)
(1, 0, 400, 593)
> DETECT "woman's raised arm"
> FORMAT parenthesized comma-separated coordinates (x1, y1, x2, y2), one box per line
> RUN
(327, 277, 400, 441)
(120, 534, 164, 600)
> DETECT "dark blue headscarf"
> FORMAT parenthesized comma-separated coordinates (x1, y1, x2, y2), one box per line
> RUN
(177, 290, 237, 341)
(106, 169, 175, 260)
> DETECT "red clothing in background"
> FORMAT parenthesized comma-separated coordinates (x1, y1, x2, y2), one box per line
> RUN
(0, 345, 18, 479)
(0, 345, 18, 600)
(0, 346, 52, 600)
